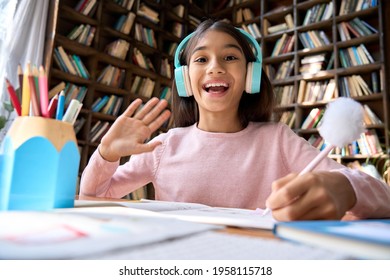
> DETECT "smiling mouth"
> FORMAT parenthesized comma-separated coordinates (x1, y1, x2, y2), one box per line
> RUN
(203, 82, 229, 93)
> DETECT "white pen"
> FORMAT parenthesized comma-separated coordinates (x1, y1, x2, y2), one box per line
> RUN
(262, 98, 364, 217)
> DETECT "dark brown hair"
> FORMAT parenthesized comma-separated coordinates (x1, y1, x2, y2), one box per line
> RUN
(171, 19, 275, 128)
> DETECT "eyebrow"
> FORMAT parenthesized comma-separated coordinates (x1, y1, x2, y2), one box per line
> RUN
(192, 43, 243, 55)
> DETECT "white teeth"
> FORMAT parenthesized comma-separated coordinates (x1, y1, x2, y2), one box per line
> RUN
(205, 82, 228, 88)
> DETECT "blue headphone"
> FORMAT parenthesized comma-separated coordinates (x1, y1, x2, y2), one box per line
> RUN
(174, 28, 262, 97)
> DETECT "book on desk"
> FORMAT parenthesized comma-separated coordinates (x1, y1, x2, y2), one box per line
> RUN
(273, 219, 390, 260)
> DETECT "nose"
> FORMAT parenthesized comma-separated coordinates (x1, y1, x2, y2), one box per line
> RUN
(207, 58, 225, 75)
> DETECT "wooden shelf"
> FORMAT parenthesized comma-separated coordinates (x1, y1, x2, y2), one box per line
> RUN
(259, 0, 389, 164)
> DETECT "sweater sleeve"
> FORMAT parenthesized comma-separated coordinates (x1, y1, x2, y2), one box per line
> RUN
(338, 168, 390, 218)
(79, 135, 166, 198)
(277, 123, 390, 218)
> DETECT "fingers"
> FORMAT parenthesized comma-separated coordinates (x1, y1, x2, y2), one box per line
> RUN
(267, 173, 303, 209)
(122, 98, 143, 117)
(140, 98, 170, 126)
(148, 110, 171, 133)
(268, 172, 344, 221)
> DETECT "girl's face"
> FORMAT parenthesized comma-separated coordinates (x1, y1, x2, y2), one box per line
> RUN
(188, 30, 247, 120)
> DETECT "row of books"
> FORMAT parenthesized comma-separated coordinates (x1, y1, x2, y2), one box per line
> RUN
(271, 60, 294, 81)
(362, 104, 383, 126)
(265, 0, 375, 32)
(297, 79, 337, 104)
(264, 14, 294, 35)
(89, 121, 111, 143)
(299, 52, 332, 75)
(172, 4, 185, 17)
(74, 0, 98, 17)
(307, 134, 325, 150)
(302, 1, 333, 25)
(339, 74, 375, 98)
(137, 3, 159, 24)
(97, 65, 126, 88)
(134, 23, 157, 48)
(299, 30, 331, 49)
(278, 102, 382, 131)
(74, 117, 86, 135)
(240, 23, 261, 39)
(112, 0, 135, 11)
(274, 85, 294, 107)
(130, 75, 155, 98)
(271, 34, 295, 57)
(302, 104, 383, 132)
(132, 48, 155, 72)
(159, 86, 172, 104)
(53, 46, 90, 79)
(337, 17, 378, 41)
(66, 24, 96, 47)
(171, 22, 185, 38)
(269, 24, 374, 57)
(339, 44, 375, 68)
(114, 12, 136, 35)
(307, 130, 383, 156)
(337, 130, 383, 156)
(105, 39, 130, 60)
(300, 108, 324, 129)
(91, 94, 124, 116)
(275, 73, 379, 106)
(160, 58, 172, 79)
(339, 0, 378, 16)
(278, 111, 296, 129)
(62, 83, 88, 108)
(235, 8, 256, 24)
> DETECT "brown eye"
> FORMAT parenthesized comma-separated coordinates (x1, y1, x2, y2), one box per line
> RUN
(225, 55, 237, 61)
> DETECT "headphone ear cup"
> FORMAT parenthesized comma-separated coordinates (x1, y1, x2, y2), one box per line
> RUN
(245, 62, 262, 94)
(175, 65, 192, 97)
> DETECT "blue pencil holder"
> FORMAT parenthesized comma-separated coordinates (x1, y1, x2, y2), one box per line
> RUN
(0, 117, 80, 211)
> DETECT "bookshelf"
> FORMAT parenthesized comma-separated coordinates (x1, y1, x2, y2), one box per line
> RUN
(43, 0, 390, 192)
(42, 0, 211, 198)
(255, 0, 389, 168)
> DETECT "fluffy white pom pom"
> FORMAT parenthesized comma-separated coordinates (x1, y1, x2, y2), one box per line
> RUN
(318, 97, 365, 148)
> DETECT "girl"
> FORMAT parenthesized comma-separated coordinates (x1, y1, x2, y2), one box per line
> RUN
(80, 19, 390, 221)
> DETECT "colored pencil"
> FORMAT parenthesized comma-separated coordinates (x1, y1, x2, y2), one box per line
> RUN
(47, 93, 59, 118)
(39, 66, 49, 117)
(21, 63, 31, 116)
(28, 64, 41, 116)
(56, 91, 66, 120)
(5, 78, 21, 116)
(17, 64, 23, 101)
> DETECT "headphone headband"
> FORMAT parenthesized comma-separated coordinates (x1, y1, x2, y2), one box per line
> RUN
(174, 28, 262, 68)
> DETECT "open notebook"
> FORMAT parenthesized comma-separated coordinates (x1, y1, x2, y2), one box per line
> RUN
(0, 207, 219, 259)
(0, 206, 349, 260)
(75, 199, 276, 230)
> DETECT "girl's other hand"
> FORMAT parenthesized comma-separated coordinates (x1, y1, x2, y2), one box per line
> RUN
(266, 172, 356, 221)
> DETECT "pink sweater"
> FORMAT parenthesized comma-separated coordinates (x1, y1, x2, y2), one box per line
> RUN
(80, 122, 390, 218)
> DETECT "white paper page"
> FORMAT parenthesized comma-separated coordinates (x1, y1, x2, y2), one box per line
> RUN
(95, 231, 349, 260)
(0, 207, 220, 259)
